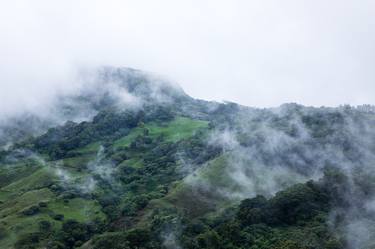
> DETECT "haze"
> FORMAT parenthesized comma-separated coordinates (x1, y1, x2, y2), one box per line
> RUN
(1, 0, 375, 117)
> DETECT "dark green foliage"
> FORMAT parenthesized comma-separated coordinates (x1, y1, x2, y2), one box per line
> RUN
(196, 230, 222, 248)
(0, 150, 6, 162)
(237, 195, 268, 225)
(268, 181, 330, 225)
(143, 106, 175, 122)
(174, 175, 344, 249)
(21, 205, 40, 216)
(52, 214, 64, 221)
(14, 233, 41, 249)
(51, 219, 92, 249)
(0, 226, 7, 240)
(3, 84, 375, 249)
(92, 229, 155, 249)
(111, 150, 128, 164)
(270, 240, 308, 249)
(177, 130, 221, 166)
(46, 241, 66, 249)
(34, 110, 142, 159)
(92, 233, 131, 249)
(38, 220, 52, 233)
(38, 201, 48, 208)
(236, 182, 330, 227)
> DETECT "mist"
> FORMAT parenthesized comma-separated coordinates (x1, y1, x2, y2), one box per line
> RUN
(1, 0, 375, 115)
(177, 104, 375, 248)
(1, 1, 375, 248)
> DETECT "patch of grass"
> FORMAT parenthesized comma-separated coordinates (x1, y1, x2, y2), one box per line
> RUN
(113, 129, 143, 148)
(119, 158, 144, 169)
(0, 168, 54, 202)
(114, 117, 208, 149)
(0, 187, 57, 248)
(73, 142, 102, 155)
(62, 154, 95, 169)
(0, 188, 54, 218)
(0, 213, 59, 249)
(47, 198, 106, 223)
(147, 117, 209, 143)
(0, 163, 41, 188)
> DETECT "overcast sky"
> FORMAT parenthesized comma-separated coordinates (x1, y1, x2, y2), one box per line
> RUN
(1, 0, 375, 116)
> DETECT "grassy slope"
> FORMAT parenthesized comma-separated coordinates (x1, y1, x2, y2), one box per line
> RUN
(0, 116, 209, 248)
(0, 163, 105, 248)
(114, 117, 208, 148)
(114, 117, 208, 170)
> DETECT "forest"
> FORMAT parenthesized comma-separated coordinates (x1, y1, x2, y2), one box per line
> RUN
(1, 68, 375, 249)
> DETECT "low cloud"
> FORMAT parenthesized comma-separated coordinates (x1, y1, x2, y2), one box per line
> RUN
(1, 0, 375, 111)
(182, 104, 375, 248)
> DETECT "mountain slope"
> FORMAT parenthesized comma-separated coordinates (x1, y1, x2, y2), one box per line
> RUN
(1, 68, 375, 249)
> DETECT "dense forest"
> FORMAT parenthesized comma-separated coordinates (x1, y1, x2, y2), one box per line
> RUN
(1, 68, 375, 249)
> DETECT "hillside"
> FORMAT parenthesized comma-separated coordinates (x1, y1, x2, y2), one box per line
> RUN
(1, 68, 375, 249)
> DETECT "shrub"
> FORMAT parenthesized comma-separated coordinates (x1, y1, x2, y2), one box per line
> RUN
(0, 226, 7, 240)
(52, 214, 64, 221)
(38, 202, 48, 208)
(21, 205, 40, 216)
(15, 233, 41, 249)
(39, 220, 52, 232)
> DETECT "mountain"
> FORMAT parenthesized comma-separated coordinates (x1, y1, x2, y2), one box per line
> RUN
(1, 67, 375, 249)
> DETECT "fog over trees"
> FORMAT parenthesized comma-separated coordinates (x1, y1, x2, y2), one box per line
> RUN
(1, 1, 375, 249)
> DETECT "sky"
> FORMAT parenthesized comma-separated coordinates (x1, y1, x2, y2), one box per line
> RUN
(1, 0, 375, 116)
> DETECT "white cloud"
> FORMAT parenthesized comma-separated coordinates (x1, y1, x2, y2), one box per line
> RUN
(1, 0, 375, 114)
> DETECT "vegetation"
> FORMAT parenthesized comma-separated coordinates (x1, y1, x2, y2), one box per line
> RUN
(1, 72, 375, 248)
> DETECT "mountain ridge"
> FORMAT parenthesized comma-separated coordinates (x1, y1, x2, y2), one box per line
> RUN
(1, 67, 375, 249)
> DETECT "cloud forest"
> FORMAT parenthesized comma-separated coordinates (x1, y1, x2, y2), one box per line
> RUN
(1, 68, 375, 249)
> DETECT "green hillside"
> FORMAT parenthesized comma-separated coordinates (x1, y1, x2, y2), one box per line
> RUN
(1, 69, 375, 249)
